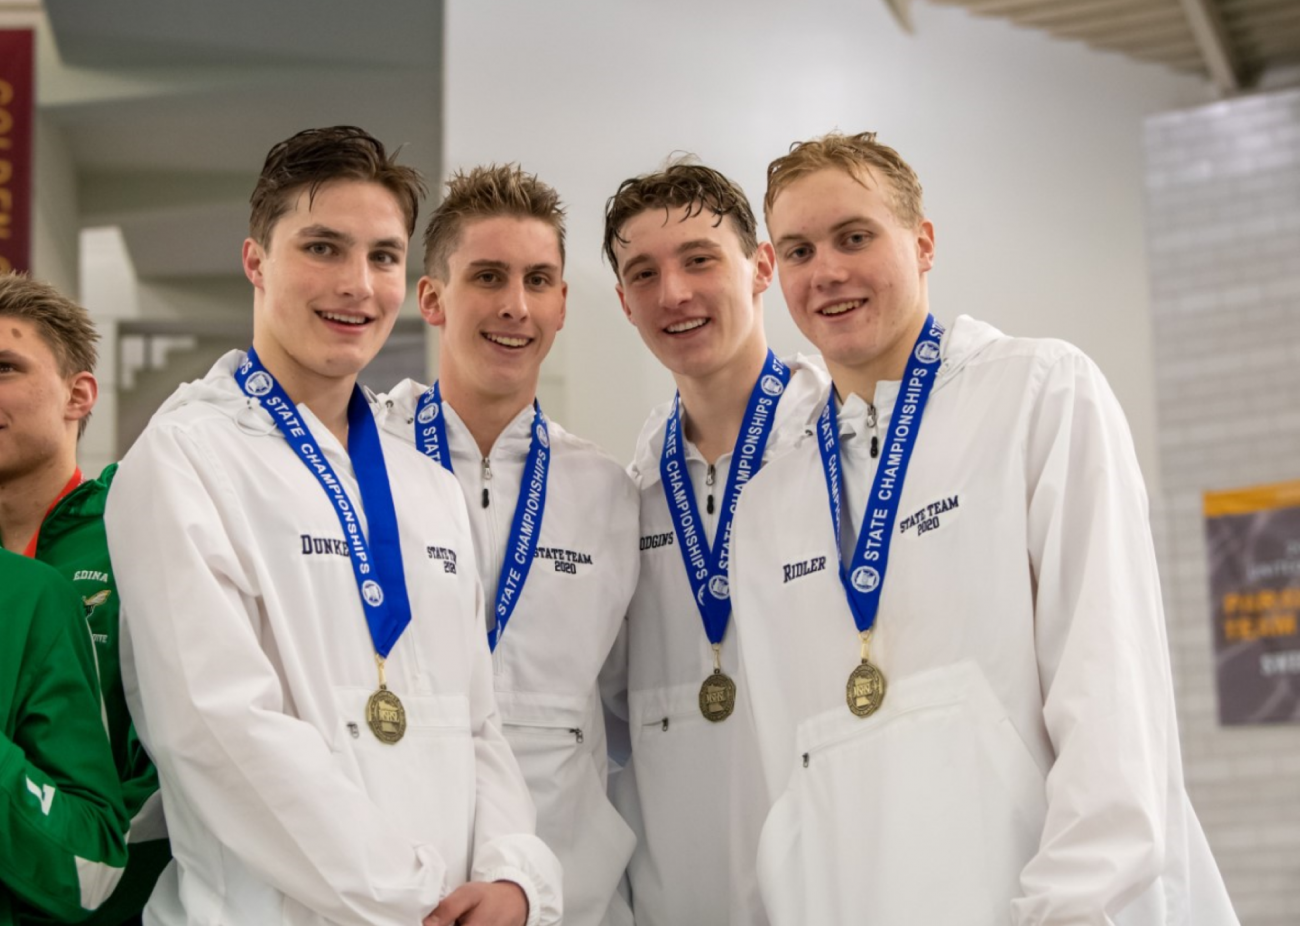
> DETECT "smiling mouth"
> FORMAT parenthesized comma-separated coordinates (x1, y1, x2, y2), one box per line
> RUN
(665, 318, 708, 334)
(820, 299, 864, 317)
(484, 333, 532, 349)
(318, 311, 372, 327)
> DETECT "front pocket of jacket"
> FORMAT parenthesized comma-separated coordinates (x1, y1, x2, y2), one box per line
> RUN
(756, 661, 1046, 926)
(330, 688, 475, 870)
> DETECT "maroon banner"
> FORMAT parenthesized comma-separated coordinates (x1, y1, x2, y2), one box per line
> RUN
(0, 30, 34, 275)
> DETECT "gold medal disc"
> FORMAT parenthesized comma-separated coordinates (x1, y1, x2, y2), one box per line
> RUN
(846, 661, 887, 718)
(366, 687, 407, 744)
(698, 670, 737, 722)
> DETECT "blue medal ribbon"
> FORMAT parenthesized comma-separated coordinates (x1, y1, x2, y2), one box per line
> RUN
(236, 348, 413, 660)
(660, 350, 792, 645)
(816, 315, 945, 636)
(413, 382, 550, 651)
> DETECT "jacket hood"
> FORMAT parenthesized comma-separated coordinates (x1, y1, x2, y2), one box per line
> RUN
(630, 353, 831, 487)
(153, 350, 256, 421)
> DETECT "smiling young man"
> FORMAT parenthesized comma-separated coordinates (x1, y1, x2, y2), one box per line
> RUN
(726, 131, 1237, 924)
(0, 273, 167, 926)
(105, 128, 560, 926)
(601, 161, 828, 926)
(374, 164, 639, 926)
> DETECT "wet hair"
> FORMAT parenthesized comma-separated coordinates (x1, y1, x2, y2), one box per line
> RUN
(765, 131, 924, 229)
(603, 158, 758, 279)
(248, 125, 427, 245)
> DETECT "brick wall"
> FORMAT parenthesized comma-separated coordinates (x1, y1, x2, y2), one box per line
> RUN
(1145, 87, 1300, 926)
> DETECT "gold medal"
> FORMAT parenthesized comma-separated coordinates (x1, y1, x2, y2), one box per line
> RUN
(846, 631, 886, 718)
(366, 656, 407, 744)
(699, 643, 736, 722)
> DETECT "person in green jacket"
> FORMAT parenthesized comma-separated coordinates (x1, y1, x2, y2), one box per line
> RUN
(0, 548, 128, 923)
(0, 273, 169, 924)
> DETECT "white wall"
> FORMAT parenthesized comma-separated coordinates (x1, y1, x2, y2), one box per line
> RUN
(443, 0, 1208, 473)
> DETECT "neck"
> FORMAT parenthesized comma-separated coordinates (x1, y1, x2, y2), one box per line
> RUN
(826, 311, 929, 407)
(437, 372, 535, 459)
(251, 338, 355, 446)
(675, 343, 769, 465)
(0, 452, 78, 554)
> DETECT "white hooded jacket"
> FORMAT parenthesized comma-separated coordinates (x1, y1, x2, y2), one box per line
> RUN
(615, 356, 829, 926)
(375, 381, 640, 926)
(107, 353, 562, 926)
(729, 317, 1237, 926)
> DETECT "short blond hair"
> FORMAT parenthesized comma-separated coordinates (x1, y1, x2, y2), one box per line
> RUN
(422, 164, 566, 278)
(0, 273, 99, 438)
(765, 131, 924, 229)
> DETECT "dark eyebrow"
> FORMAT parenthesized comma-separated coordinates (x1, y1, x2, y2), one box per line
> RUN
(524, 262, 560, 275)
(372, 237, 407, 253)
(296, 225, 353, 245)
(676, 239, 725, 258)
(467, 259, 509, 273)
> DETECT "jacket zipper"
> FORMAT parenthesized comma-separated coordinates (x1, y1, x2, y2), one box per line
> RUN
(481, 457, 492, 508)
(706, 464, 716, 515)
(504, 720, 584, 744)
(867, 403, 879, 459)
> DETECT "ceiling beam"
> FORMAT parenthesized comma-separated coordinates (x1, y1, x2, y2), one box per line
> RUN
(1177, 0, 1243, 90)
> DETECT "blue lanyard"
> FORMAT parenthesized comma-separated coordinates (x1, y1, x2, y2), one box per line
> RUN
(413, 382, 550, 651)
(660, 351, 792, 645)
(236, 349, 413, 659)
(816, 315, 944, 635)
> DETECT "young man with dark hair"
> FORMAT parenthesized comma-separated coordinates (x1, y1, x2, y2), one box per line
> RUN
(107, 127, 560, 926)
(0, 272, 166, 925)
(727, 130, 1237, 924)
(375, 163, 638, 926)
(601, 161, 828, 925)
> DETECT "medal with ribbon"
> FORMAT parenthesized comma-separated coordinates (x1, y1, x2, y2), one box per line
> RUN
(660, 350, 792, 722)
(413, 381, 550, 651)
(236, 348, 413, 744)
(816, 315, 944, 717)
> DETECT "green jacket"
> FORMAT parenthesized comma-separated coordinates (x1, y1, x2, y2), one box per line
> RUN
(0, 549, 128, 923)
(26, 466, 170, 924)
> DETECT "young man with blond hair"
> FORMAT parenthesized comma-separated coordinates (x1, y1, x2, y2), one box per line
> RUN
(0, 273, 167, 924)
(726, 130, 1237, 924)
(107, 128, 560, 926)
(601, 161, 827, 925)
(375, 163, 638, 926)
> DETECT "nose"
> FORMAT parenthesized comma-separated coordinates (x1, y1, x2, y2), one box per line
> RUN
(658, 266, 691, 309)
(337, 252, 375, 301)
(499, 278, 530, 320)
(810, 249, 850, 290)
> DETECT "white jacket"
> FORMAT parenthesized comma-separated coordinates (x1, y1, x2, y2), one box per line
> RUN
(375, 381, 640, 926)
(730, 317, 1237, 926)
(107, 353, 562, 926)
(616, 356, 829, 926)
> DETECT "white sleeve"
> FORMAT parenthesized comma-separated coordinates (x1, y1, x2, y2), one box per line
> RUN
(108, 423, 447, 926)
(1014, 350, 1174, 925)
(463, 575, 564, 926)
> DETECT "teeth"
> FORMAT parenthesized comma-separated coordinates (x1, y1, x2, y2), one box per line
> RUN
(821, 301, 861, 316)
(666, 318, 707, 334)
(485, 333, 529, 348)
(321, 312, 367, 325)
